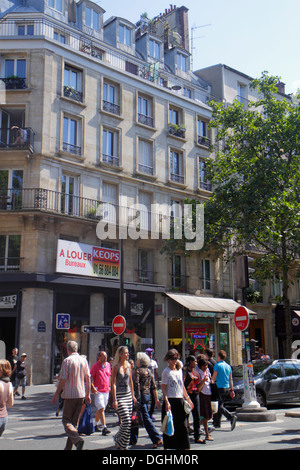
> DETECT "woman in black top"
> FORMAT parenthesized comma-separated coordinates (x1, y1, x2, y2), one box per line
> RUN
(183, 355, 206, 444)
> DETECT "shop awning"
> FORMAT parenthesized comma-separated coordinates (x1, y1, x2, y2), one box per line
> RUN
(166, 293, 256, 316)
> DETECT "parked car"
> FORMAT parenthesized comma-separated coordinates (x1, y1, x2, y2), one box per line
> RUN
(228, 359, 300, 407)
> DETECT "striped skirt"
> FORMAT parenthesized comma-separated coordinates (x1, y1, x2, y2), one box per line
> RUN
(114, 390, 133, 449)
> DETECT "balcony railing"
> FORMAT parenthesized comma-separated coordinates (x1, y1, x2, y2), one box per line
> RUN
(170, 173, 185, 184)
(0, 76, 27, 90)
(138, 113, 154, 127)
(62, 142, 81, 156)
(197, 135, 211, 148)
(137, 163, 154, 176)
(0, 127, 34, 152)
(0, 257, 23, 272)
(63, 85, 83, 102)
(102, 100, 121, 116)
(102, 154, 120, 167)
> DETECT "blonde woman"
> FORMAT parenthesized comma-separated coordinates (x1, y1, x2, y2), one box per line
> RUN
(0, 360, 14, 437)
(111, 346, 136, 450)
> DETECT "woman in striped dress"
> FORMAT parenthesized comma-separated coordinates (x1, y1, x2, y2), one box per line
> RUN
(111, 346, 136, 449)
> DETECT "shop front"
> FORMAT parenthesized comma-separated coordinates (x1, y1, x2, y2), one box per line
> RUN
(166, 293, 248, 365)
(0, 292, 20, 358)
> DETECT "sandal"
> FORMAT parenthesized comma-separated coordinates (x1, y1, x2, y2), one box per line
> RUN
(153, 439, 163, 449)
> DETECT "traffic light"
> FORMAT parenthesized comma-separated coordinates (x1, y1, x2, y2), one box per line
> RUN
(235, 255, 255, 289)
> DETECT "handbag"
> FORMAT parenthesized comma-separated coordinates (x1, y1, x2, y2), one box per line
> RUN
(131, 402, 143, 428)
(78, 404, 94, 435)
(184, 399, 193, 415)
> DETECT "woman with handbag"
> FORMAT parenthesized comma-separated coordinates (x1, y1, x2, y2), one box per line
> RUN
(132, 352, 162, 448)
(111, 346, 137, 450)
(183, 355, 206, 444)
(161, 349, 194, 450)
(197, 355, 214, 441)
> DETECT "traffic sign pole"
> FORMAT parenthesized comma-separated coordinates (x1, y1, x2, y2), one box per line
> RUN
(234, 305, 260, 410)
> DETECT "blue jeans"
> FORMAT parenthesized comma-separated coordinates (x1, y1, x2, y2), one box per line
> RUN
(0, 416, 8, 437)
(131, 393, 161, 445)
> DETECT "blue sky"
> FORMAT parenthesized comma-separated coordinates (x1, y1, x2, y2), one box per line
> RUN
(98, 0, 300, 94)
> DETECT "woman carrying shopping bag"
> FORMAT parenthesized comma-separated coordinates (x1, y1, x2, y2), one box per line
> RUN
(161, 349, 193, 450)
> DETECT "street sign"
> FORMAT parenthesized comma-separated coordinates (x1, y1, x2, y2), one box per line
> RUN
(82, 325, 113, 334)
(56, 313, 70, 330)
(234, 306, 250, 331)
(112, 315, 126, 336)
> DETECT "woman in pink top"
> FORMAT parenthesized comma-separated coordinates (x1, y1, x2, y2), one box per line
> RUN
(0, 360, 14, 437)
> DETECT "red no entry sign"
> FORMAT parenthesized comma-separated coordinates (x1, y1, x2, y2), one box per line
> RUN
(112, 315, 126, 336)
(234, 306, 250, 331)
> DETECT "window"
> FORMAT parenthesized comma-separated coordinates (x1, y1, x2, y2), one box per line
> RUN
(61, 175, 79, 216)
(102, 183, 117, 223)
(198, 158, 212, 191)
(170, 149, 184, 184)
(49, 0, 63, 12)
(282, 363, 298, 377)
(64, 65, 83, 102)
(4, 59, 26, 79)
(138, 191, 151, 230)
(201, 259, 211, 290)
(119, 24, 131, 46)
(138, 250, 153, 283)
(171, 255, 185, 289)
(197, 118, 210, 147)
(169, 106, 185, 138)
(63, 116, 81, 155)
(177, 52, 187, 72)
(17, 24, 34, 36)
(102, 129, 119, 167)
(85, 7, 100, 31)
(0, 169, 23, 210)
(0, 234, 21, 271)
(138, 95, 153, 127)
(149, 39, 160, 60)
(103, 81, 120, 115)
(138, 139, 154, 176)
(237, 83, 248, 107)
(169, 106, 180, 125)
(54, 31, 66, 43)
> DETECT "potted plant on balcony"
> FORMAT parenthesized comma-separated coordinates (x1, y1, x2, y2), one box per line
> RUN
(168, 123, 186, 138)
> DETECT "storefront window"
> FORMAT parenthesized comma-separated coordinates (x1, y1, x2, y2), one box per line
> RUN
(104, 292, 154, 360)
(53, 293, 90, 376)
(184, 318, 215, 357)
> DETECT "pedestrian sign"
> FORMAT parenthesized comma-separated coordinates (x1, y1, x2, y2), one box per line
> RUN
(56, 313, 70, 330)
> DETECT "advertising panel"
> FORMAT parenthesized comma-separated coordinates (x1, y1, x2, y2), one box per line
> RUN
(56, 240, 120, 279)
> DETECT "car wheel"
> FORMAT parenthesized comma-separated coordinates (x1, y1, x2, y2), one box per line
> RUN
(256, 389, 266, 407)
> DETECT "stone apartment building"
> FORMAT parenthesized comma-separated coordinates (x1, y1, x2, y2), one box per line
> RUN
(0, 0, 268, 383)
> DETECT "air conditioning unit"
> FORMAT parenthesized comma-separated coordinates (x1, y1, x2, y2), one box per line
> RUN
(296, 300, 300, 307)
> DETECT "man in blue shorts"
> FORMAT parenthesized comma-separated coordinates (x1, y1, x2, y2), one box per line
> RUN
(211, 350, 237, 431)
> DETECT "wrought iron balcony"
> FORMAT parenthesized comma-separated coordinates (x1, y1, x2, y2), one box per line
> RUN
(0, 127, 34, 152)
(0, 76, 26, 90)
(197, 135, 211, 148)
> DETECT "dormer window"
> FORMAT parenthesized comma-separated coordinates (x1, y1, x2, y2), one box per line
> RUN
(149, 39, 160, 60)
(177, 52, 187, 72)
(48, 0, 63, 13)
(85, 6, 100, 31)
(119, 24, 131, 46)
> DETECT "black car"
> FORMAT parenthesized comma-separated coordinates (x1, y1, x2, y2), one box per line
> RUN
(229, 359, 300, 407)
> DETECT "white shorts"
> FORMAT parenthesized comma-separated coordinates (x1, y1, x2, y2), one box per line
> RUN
(94, 392, 109, 410)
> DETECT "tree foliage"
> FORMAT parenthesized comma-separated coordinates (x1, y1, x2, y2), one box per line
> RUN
(205, 72, 300, 356)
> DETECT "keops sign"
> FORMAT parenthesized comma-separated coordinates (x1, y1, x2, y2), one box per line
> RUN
(56, 240, 120, 279)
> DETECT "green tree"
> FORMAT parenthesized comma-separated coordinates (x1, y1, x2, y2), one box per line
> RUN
(205, 72, 300, 358)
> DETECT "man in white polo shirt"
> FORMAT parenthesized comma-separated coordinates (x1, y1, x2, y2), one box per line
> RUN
(52, 340, 91, 450)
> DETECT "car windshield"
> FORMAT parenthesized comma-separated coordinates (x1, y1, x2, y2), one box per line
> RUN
(232, 362, 272, 379)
